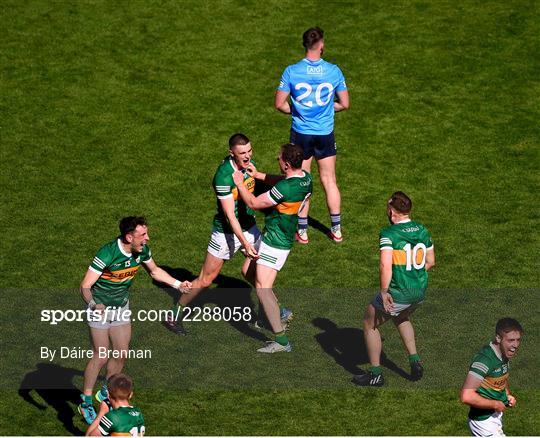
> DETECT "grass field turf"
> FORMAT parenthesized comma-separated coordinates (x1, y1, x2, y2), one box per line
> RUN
(1, 0, 539, 435)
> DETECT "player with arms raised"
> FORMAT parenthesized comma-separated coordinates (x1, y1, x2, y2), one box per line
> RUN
(353, 192, 435, 386)
(461, 318, 523, 436)
(275, 27, 349, 243)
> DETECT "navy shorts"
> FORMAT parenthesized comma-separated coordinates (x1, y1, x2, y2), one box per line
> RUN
(290, 129, 337, 160)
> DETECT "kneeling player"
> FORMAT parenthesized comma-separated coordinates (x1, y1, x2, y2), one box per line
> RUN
(233, 143, 312, 353)
(165, 133, 261, 335)
(352, 192, 435, 386)
(88, 374, 145, 436)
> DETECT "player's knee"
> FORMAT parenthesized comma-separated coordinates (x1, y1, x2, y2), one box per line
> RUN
(92, 354, 109, 369)
(319, 173, 337, 188)
(198, 274, 215, 289)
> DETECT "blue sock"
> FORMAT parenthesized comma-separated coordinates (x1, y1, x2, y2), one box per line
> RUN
(298, 217, 308, 231)
(330, 213, 341, 228)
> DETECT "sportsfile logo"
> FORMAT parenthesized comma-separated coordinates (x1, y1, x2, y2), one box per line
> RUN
(307, 66, 323, 74)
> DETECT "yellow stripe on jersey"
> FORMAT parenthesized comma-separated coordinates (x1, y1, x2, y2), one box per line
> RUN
(481, 374, 509, 391)
(101, 266, 140, 282)
(392, 250, 407, 265)
(231, 177, 255, 201)
(276, 201, 302, 215)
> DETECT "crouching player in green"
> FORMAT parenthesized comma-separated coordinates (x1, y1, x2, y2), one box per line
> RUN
(461, 318, 523, 436)
(87, 374, 145, 436)
(233, 143, 312, 353)
(353, 192, 435, 386)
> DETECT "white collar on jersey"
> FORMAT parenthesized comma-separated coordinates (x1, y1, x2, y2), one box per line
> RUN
(117, 238, 132, 257)
(228, 156, 239, 171)
(286, 170, 306, 179)
(489, 342, 503, 361)
(396, 219, 412, 224)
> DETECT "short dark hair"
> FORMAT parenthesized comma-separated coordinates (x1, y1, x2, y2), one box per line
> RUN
(496, 318, 523, 337)
(229, 133, 250, 149)
(108, 374, 133, 401)
(119, 216, 147, 238)
(303, 27, 324, 50)
(388, 191, 412, 214)
(281, 143, 304, 169)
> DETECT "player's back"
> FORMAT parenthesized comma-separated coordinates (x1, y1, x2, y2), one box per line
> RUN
(279, 58, 346, 135)
(99, 405, 145, 436)
(379, 221, 433, 303)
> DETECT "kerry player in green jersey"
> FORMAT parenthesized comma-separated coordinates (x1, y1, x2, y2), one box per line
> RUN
(353, 192, 435, 386)
(234, 143, 312, 353)
(88, 374, 145, 436)
(461, 318, 523, 436)
(79, 217, 191, 424)
(164, 133, 262, 336)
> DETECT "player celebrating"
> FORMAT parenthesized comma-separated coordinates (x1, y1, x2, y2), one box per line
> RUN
(275, 27, 349, 244)
(352, 192, 435, 386)
(461, 318, 524, 436)
(164, 133, 261, 336)
(233, 143, 312, 353)
(88, 374, 145, 436)
(78, 216, 191, 424)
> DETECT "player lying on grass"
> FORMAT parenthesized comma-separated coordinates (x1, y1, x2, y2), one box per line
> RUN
(78, 216, 191, 424)
(461, 318, 523, 437)
(233, 143, 312, 353)
(87, 373, 145, 436)
(352, 192, 435, 386)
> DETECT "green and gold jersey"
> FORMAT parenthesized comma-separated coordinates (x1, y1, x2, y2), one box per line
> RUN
(212, 156, 256, 233)
(468, 343, 510, 421)
(89, 239, 152, 307)
(263, 171, 313, 250)
(98, 405, 145, 436)
(379, 220, 433, 304)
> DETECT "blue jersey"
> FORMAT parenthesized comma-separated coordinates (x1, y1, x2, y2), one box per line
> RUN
(277, 58, 347, 135)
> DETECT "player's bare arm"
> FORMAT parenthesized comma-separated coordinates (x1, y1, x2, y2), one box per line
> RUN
(379, 248, 394, 312)
(233, 171, 275, 211)
(425, 247, 436, 271)
(220, 195, 258, 259)
(334, 89, 350, 112)
(245, 164, 284, 186)
(80, 269, 105, 311)
(274, 90, 291, 114)
(460, 373, 506, 412)
(142, 259, 192, 293)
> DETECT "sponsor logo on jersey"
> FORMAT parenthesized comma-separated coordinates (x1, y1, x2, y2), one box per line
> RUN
(307, 66, 323, 75)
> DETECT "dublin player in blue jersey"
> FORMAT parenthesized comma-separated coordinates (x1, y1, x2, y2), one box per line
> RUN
(275, 27, 349, 244)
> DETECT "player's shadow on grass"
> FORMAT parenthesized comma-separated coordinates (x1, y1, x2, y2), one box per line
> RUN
(307, 215, 331, 236)
(155, 266, 266, 341)
(19, 363, 85, 435)
(313, 317, 412, 381)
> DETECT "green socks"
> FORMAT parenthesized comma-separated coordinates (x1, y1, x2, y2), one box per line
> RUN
(409, 353, 421, 364)
(369, 366, 383, 376)
(275, 331, 289, 346)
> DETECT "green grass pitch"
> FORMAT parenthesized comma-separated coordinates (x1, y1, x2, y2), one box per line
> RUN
(1, 0, 539, 435)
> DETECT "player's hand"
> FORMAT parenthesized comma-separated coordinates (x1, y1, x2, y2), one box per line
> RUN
(507, 395, 517, 407)
(493, 400, 506, 412)
(93, 303, 105, 314)
(179, 281, 192, 294)
(232, 170, 244, 186)
(381, 291, 394, 313)
(246, 163, 259, 179)
(243, 242, 259, 260)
